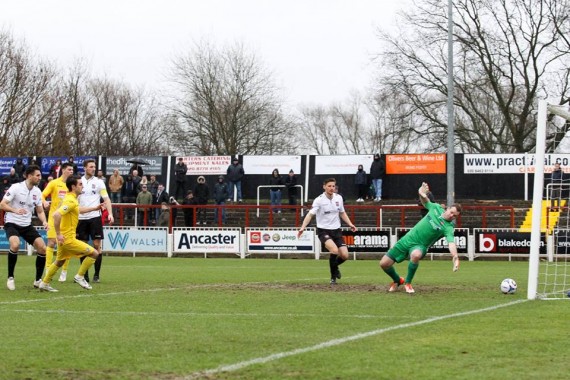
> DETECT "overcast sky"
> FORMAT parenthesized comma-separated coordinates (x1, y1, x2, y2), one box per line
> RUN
(0, 0, 410, 106)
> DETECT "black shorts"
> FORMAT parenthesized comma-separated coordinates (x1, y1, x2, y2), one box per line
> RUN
(317, 228, 346, 249)
(4, 222, 42, 245)
(77, 217, 104, 241)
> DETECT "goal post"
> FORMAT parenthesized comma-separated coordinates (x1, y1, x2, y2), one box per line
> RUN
(528, 100, 570, 300)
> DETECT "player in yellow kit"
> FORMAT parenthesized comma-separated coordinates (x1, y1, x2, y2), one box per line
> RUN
(38, 176, 101, 292)
(42, 162, 74, 280)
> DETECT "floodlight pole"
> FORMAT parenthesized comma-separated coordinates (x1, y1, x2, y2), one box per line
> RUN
(446, 0, 455, 207)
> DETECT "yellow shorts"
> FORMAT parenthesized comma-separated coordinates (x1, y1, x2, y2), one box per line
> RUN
(55, 238, 95, 260)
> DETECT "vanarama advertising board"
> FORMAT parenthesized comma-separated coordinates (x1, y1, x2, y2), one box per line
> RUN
(341, 229, 391, 253)
(396, 228, 469, 254)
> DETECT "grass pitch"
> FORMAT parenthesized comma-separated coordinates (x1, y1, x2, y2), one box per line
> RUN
(0, 256, 568, 379)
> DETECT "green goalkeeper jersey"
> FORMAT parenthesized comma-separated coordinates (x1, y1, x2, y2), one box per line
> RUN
(388, 201, 455, 262)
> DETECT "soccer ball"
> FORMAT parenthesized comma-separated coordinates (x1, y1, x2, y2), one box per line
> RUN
(500, 278, 517, 294)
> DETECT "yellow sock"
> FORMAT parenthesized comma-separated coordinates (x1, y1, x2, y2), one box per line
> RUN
(45, 246, 54, 269)
(43, 263, 60, 284)
(78, 256, 96, 277)
(62, 258, 70, 271)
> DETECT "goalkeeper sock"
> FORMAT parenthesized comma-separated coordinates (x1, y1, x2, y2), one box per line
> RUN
(7, 250, 18, 278)
(383, 266, 401, 283)
(405, 262, 419, 284)
(35, 255, 46, 281)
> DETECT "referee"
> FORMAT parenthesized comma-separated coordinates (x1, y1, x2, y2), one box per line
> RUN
(77, 159, 113, 283)
(298, 178, 357, 284)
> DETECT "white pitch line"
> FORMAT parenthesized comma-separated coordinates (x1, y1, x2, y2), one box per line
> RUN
(184, 299, 529, 379)
(6, 308, 414, 320)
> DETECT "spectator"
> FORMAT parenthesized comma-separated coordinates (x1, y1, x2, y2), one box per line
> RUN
(183, 190, 198, 227)
(97, 170, 107, 189)
(213, 175, 229, 224)
(49, 159, 63, 178)
(5, 168, 20, 185)
(131, 170, 142, 196)
(355, 164, 367, 203)
(136, 184, 153, 226)
(226, 157, 244, 202)
(12, 158, 26, 178)
(138, 175, 148, 193)
(157, 202, 171, 227)
(154, 184, 170, 222)
(66, 156, 78, 175)
(173, 157, 188, 201)
(129, 163, 143, 177)
(0, 176, 11, 197)
(370, 153, 385, 202)
(108, 169, 124, 205)
(285, 169, 298, 212)
(551, 162, 564, 210)
(169, 196, 180, 226)
(122, 175, 137, 220)
(194, 176, 210, 225)
(148, 175, 159, 200)
(269, 168, 283, 214)
(39, 175, 53, 191)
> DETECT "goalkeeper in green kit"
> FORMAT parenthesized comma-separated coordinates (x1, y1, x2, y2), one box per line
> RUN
(380, 182, 462, 294)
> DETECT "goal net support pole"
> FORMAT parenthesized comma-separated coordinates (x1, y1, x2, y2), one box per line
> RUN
(527, 100, 547, 300)
(528, 101, 570, 300)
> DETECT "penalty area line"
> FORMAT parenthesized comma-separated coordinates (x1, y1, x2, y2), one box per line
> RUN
(185, 299, 528, 379)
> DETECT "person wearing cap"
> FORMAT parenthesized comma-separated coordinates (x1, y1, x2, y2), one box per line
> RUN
(213, 176, 229, 224)
(193, 176, 210, 225)
(226, 157, 244, 202)
(157, 202, 171, 227)
(370, 153, 385, 202)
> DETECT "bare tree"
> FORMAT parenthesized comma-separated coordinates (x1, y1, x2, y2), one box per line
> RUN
(169, 40, 297, 155)
(374, 0, 570, 153)
(0, 30, 60, 156)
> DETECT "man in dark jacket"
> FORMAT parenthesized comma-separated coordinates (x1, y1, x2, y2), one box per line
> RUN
(370, 153, 385, 202)
(285, 169, 298, 212)
(193, 176, 210, 225)
(226, 158, 244, 202)
(173, 157, 188, 201)
(12, 158, 26, 178)
(213, 176, 229, 224)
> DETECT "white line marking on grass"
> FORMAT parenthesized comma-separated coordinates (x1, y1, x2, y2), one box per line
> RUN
(6, 308, 413, 320)
(183, 299, 529, 379)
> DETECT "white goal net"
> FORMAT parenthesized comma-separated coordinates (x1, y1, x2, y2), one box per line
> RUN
(529, 100, 570, 300)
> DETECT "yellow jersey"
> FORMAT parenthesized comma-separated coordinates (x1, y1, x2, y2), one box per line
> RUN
(42, 177, 68, 216)
(57, 192, 79, 239)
